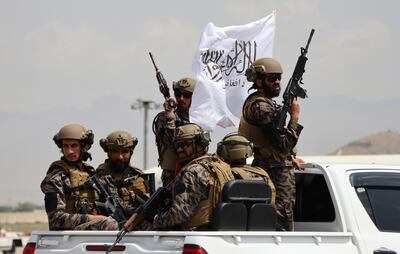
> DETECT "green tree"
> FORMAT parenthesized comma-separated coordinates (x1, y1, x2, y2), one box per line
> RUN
(13, 202, 42, 212)
(0, 205, 13, 212)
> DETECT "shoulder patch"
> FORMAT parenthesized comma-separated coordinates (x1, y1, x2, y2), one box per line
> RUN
(44, 192, 58, 213)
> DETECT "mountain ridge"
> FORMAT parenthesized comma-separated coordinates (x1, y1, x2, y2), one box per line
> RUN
(330, 130, 400, 155)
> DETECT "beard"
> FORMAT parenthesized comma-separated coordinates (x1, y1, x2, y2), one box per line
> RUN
(110, 159, 130, 172)
(263, 83, 280, 98)
(177, 103, 189, 114)
(176, 150, 192, 163)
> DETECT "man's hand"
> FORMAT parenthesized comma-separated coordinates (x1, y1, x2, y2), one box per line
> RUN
(87, 214, 107, 221)
(292, 157, 305, 171)
(163, 98, 177, 113)
(288, 98, 300, 124)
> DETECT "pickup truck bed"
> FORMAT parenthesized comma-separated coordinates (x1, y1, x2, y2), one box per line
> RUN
(24, 163, 400, 254)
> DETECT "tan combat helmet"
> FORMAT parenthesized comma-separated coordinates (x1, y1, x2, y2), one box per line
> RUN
(99, 131, 138, 152)
(217, 133, 253, 163)
(175, 123, 210, 145)
(174, 123, 210, 162)
(245, 57, 283, 82)
(172, 77, 196, 93)
(53, 124, 94, 148)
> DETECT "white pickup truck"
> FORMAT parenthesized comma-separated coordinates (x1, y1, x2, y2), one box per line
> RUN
(23, 163, 400, 254)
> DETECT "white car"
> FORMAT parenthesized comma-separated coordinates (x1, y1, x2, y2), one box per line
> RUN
(0, 227, 24, 254)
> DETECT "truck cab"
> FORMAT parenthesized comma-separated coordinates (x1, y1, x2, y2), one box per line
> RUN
(295, 163, 400, 254)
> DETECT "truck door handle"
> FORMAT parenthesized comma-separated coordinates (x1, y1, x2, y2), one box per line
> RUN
(374, 247, 397, 254)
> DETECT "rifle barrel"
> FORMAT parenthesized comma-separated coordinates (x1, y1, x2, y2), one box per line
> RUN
(149, 52, 159, 71)
(304, 29, 315, 53)
(106, 229, 127, 254)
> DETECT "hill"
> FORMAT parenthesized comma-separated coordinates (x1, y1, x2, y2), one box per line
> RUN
(330, 130, 400, 155)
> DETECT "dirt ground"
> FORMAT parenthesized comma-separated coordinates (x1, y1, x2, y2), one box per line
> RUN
(0, 210, 47, 224)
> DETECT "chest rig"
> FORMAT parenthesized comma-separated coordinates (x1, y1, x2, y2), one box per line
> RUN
(180, 155, 234, 229)
(48, 160, 100, 215)
(97, 161, 149, 210)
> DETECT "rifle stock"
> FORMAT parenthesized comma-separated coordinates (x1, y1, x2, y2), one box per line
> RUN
(106, 182, 175, 253)
(276, 29, 315, 130)
(86, 174, 127, 223)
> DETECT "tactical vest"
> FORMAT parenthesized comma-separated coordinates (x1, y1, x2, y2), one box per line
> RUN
(47, 160, 99, 215)
(96, 162, 149, 209)
(231, 165, 276, 204)
(180, 155, 234, 230)
(239, 93, 288, 164)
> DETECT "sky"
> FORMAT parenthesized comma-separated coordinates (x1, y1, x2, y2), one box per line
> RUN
(0, 0, 399, 205)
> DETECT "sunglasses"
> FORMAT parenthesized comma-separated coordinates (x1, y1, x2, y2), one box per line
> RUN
(175, 140, 193, 149)
(174, 90, 192, 99)
(265, 74, 282, 82)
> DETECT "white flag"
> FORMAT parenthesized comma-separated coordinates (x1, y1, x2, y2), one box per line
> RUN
(190, 11, 276, 131)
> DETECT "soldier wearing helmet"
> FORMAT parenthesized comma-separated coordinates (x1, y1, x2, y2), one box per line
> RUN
(96, 131, 150, 216)
(152, 77, 196, 186)
(40, 124, 119, 230)
(152, 123, 234, 230)
(216, 133, 276, 204)
(239, 58, 304, 231)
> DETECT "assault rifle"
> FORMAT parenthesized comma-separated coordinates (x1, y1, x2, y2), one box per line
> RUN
(276, 29, 315, 130)
(149, 52, 177, 109)
(85, 174, 127, 223)
(106, 181, 182, 254)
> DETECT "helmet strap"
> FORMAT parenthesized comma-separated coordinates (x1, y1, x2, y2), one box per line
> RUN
(80, 151, 92, 161)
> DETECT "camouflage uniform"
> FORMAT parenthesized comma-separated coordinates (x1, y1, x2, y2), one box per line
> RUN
(40, 158, 119, 230)
(153, 155, 234, 230)
(96, 159, 150, 214)
(239, 91, 302, 231)
(153, 110, 184, 186)
(153, 77, 196, 186)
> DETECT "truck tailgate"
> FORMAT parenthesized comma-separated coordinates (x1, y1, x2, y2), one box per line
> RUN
(32, 231, 357, 254)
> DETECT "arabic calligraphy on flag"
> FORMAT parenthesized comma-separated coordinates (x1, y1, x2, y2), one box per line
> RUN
(190, 11, 276, 131)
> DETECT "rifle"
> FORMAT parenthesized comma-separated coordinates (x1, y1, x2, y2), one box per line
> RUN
(106, 182, 179, 254)
(85, 174, 127, 223)
(276, 29, 315, 130)
(149, 52, 177, 109)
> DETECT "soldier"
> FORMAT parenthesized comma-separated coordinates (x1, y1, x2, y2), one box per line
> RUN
(152, 77, 196, 186)
(40, 124, 118, 230)
(97, 131, 150, 216)
(152, 123, 234, 230)
(239, 58, 303, 231)
(216, 132, 276, 204)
